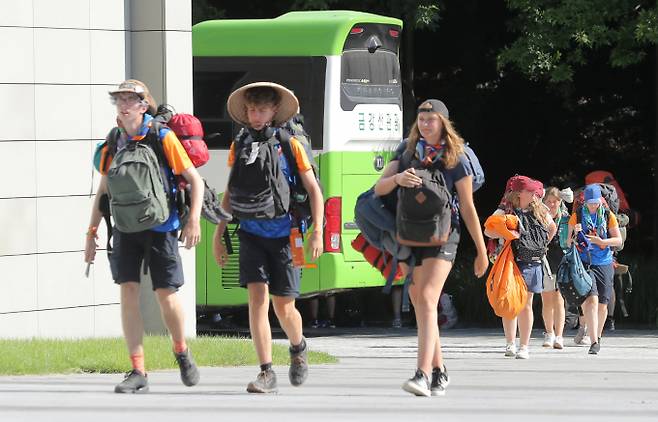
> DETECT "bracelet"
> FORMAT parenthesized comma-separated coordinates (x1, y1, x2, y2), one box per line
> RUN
(86, 226, 98, 238)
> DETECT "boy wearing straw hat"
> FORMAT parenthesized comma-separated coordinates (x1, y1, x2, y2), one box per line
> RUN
(212, 82, 324, 393)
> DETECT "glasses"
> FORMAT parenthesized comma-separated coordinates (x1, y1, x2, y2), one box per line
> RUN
(110, 94, 143, 106)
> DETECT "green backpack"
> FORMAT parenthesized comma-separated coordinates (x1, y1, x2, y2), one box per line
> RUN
(106, 139, 170, 233)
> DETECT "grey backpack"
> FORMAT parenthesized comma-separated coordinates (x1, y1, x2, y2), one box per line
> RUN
(106, 140, 170, 233)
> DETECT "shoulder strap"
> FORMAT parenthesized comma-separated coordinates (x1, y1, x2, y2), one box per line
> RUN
(102, 127, 121, 173)
(277, 128, 300, 180)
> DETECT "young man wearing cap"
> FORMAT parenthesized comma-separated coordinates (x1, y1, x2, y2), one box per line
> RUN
(567, 184, 622, 355)
(212, 82, 324, 393)
(85, 79, 204, 393)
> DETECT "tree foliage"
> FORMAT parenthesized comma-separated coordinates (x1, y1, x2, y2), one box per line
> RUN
(498, 0, 658, 82)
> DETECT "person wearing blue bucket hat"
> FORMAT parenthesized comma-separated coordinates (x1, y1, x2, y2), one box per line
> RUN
(567, 183, 623, 355)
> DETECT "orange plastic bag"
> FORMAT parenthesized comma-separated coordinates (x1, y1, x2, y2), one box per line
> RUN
(484, 214, 527, 319)
(485, 240, 527, 319)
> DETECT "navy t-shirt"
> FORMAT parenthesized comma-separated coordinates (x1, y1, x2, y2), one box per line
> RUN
(389, 139, 471, 227)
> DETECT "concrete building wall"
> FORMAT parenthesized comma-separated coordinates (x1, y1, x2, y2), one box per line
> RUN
(0, 0, 195, 339)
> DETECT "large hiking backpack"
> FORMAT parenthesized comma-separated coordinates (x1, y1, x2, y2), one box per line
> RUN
(278, 114, 322, 224)
(557, 244, 593, 306)
(463, 143, 485, 192)
(153, 105, 210, 168)
(233, 116, 321, 225)
(396, 149, 452, 246)
(228, 127, 290, 220)
(353, 187, 411, 294)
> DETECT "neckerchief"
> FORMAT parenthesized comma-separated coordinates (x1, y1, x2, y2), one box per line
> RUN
(580, 205, 607, 238)
(417, 139, 444, 168)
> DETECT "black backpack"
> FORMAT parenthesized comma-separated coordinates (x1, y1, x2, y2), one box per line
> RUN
(278, 114, 322, 225)
(395, 147, 452, 247)
(228, 127, 290, 220)
(512, 210, 549, 263)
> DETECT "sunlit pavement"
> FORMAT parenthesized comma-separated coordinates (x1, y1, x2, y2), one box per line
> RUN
(1, 328, 656, 421)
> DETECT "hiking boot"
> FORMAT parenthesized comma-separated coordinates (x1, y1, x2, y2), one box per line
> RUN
(174, 348, 200, 387)
(430, 366, 450, 397)
(516, 346, 530, 360)
(505, 343, 517, 357)
(588, 342, 601, 355)
(553, 336, 564, 350)
(247, 369, 278, 393)
(402, 369, 431, 397)
(289, 338, 309, 386)
(543, 332, 555, 348)
(114, 369, 149, 394)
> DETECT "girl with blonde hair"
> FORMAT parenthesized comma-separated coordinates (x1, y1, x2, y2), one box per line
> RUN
(375, 99, 488, 396)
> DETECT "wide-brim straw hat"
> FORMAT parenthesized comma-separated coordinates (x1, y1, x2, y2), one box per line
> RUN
(226, 82, 299, 127)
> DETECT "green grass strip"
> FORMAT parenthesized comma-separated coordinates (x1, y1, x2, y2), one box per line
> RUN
(0, 336, 337, 376)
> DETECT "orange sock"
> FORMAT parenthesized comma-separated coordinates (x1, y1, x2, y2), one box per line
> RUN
(130, 353, 145, 374)
(173, 339, 187, 354)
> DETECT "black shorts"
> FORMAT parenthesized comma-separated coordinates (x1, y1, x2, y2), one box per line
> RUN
(238, 230, 300, 297)
(588, 263, 614, 305)
(109, 229, 184, 290)
(412, 227, 460, 266)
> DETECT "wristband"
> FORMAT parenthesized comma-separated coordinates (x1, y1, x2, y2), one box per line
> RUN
(86, 226, 98, 238)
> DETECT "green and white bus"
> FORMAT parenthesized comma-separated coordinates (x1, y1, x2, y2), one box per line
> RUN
(193, 10, 403, 311)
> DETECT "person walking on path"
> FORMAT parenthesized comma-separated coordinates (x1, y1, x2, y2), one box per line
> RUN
(212, 82, 324, 393)
(85, 79, 203, 393)
(485, 176, 556, 360)
(375, 99, 488, 397)
(567, 184, 622, 354)
(540, 187, 571, 349)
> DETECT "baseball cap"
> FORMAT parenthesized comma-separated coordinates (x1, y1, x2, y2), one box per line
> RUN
(417, 99, 449, 119)
(584, 184, 602, 204)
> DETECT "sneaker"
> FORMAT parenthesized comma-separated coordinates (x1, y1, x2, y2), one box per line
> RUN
(402, 369, 431, 397)
(114, 369, 149, 394)
(247, 369, 278, 393)
(174, 348, 200, 387)
(310, 319, 320, 329)
(604, 318, 615, 332)
(430, 366, 450, 397)
(588, 342, 600, 355)
(553, 336, 564, 349)
(574, 326, 590, 345)
(289, 338, 309, 386)
(392, 318, 402, 329)
(326, 319, 336, 329)
(516, 347, 530, 359)
(543, 332, 555, 348)
(505, 343, 517, 357)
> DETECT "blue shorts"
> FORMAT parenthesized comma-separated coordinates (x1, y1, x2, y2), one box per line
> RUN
(516, 261, 543, 294)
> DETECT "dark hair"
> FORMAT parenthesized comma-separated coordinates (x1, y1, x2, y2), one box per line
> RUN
(244, 86, 281, 107)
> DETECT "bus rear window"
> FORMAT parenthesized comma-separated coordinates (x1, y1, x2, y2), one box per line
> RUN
(340, 50, 401, 111)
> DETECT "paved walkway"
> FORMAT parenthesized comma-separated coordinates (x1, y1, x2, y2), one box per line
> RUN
(1, 328, 657, 421)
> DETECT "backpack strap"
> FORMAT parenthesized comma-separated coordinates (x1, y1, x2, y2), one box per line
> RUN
(277, 128, 299, 181)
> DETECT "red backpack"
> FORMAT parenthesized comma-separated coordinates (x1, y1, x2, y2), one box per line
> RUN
(153, 105, 209, 168)
(166, 113, 209, 168)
